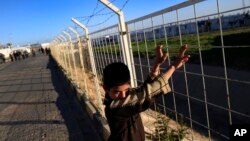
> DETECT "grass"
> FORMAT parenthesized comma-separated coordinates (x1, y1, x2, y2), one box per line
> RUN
(152, 110, 189, 141)
(189, 28, 250, 70)
(93, 27, 250, 71)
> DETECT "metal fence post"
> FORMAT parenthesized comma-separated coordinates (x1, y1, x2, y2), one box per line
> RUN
(68, 27, 89, 97)
(65, 29, 80, 87)
(57, 37, 66, 70)
(99, 0, 137, 87)
(71, 18, 104, 116)
(60, 34, 71, 75)
(63, 31, 77, 79)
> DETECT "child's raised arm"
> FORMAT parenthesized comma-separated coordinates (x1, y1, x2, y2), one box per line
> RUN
(162, 44, 190, 80)
(150, 44, 168, 79)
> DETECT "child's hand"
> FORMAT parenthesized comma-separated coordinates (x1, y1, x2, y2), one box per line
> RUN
(172, 44, 190, 69)
(155, 44, 168, 65)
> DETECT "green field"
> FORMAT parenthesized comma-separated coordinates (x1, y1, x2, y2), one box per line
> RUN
(94, 27, 250, 71)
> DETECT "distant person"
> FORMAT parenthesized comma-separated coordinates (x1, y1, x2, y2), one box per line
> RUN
(13, 51, 18, 61)
(41, 48, 45, 54)
(103, 44, 190, 141)
(45, 48, 50, 55)
(21, 51, 25, 60)
(31, 49, 36, 57)
(9, 53, 14, 62)
(23, 50, 29, 58)
(1, 55, 6, 63)
(17, 51, 21, 60)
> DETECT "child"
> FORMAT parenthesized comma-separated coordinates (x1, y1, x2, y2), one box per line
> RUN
(103, 44, 190, 141)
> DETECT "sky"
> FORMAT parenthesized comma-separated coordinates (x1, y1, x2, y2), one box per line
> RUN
(0, 0, 248, 46)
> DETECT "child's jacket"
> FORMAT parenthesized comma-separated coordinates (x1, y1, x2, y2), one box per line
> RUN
(104, 74, 171, 141)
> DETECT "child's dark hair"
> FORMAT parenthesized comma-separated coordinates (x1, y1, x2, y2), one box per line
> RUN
(103, 62, 130, 89)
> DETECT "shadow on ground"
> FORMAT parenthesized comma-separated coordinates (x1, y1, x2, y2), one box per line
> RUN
(46, 55, 103, 141)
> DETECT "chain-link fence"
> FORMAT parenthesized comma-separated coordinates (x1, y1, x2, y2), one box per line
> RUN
(50, 0, 250, 140)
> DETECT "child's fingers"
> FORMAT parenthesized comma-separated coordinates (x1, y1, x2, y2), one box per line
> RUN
(183, 55, 190, 62)
(156, 45, 163, 50)
(181, 55, 190, 63)
(179, 44, 188, 58)
(156, 45, 163, 56)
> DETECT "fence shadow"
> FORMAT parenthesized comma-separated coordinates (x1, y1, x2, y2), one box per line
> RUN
(46, 55, 103, 141)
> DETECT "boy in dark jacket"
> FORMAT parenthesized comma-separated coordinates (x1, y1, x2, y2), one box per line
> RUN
(103, 44, 190, 141)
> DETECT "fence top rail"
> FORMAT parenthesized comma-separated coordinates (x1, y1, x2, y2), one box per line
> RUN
(126, 0, 205, 24)
(89, 0, 205, 35)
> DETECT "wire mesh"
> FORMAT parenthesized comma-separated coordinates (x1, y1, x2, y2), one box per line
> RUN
(51, 0, 250, 140)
